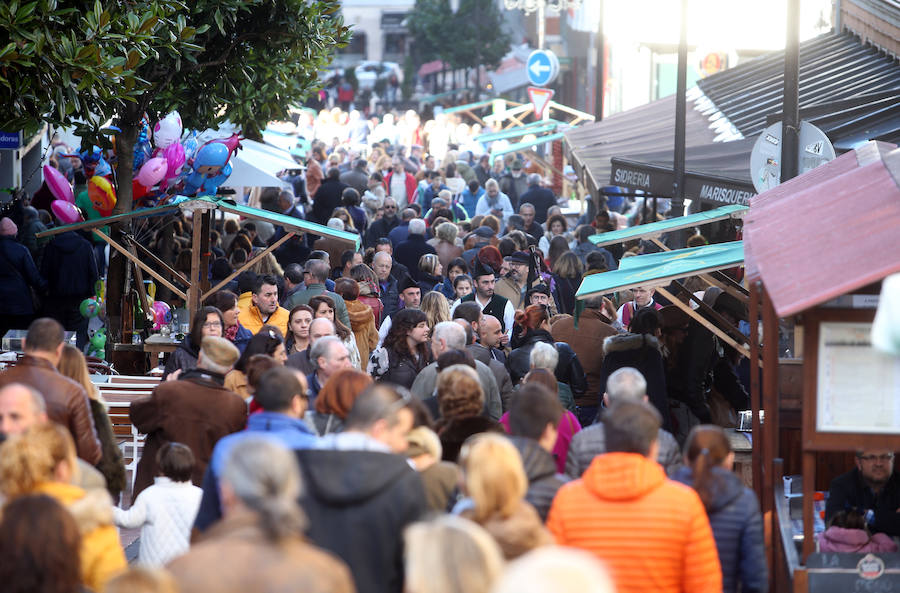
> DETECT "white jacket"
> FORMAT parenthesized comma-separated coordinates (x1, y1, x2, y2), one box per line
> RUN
(114, 477, 202, 567)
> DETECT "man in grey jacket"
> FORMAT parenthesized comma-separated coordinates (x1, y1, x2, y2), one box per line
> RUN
(565, 367, 681, 478)
(409, 322, 502, 420)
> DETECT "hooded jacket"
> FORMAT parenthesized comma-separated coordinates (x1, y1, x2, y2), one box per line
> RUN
(599, 333, 671, 431)
(345, 298, 378, 366)
(36, 481, 127, 591)
(295, 449, 427, 593)
(548, 452, 722, 593)
(509, 436, 568, 521)
(673, 465, 768, 593)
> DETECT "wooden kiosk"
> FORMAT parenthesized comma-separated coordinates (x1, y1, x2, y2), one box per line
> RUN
(744, 140, 900, 591)
(35, 197, 359, 368)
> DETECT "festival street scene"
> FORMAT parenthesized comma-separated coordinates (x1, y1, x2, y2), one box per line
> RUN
(1, 0, 899, 591)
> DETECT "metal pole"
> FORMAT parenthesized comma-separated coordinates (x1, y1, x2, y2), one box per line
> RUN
(781, 0, 800, 183)
(671, 0, 688, 246)
(834, 0, 842, 33)
(594, 0, 604, 121)
(537, 1, 545, 50)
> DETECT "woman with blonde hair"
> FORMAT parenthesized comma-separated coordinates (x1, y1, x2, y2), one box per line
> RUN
(0, 423, 127, 590)
(405, 515, 504, 593)
(457, 433, 551, 559)
(420, 290, 450, 329)
(57, 345, 126, 500)
(418, 254, 444, 294)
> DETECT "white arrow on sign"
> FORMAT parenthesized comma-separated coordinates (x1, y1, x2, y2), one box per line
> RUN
(529, 60, 551, 77)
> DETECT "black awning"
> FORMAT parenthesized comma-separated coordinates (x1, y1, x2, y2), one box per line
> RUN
(697, 31, 900, 144)
(563, 94, 718, 196)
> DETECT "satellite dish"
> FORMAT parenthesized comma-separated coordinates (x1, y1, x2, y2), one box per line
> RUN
(749, 121, 836, 193)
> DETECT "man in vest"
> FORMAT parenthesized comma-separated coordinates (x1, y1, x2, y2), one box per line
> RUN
(452, 256, 514, 342)
(616, 285, 663, 330)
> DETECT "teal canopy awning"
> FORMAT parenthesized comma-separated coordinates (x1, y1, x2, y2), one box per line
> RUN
(475, 121, 561, 142)
(588, 205, 748, 248)
(443, 99, 494, 114)
(490, 132, 566, 158)
(36, 197, 360, 248)
(576, 241, 745, 299)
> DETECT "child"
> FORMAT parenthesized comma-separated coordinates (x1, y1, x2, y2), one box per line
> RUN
(818, 510, 898, 554)
(114, 443, 203, 567)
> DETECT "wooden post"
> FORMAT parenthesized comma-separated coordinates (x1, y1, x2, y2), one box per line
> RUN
(750, 281, 764, 498)
(200, 210, 211, 297)
(762, 286, 780, 520)
(188, 212, 203, 320)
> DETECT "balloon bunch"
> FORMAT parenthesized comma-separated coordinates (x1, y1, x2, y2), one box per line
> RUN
(181, 133, 243, 197)
(44, 164, 83, 224)
(150, 300, 173, 331)
(81, 280, 108, 360)
(134, 111, 185, 193)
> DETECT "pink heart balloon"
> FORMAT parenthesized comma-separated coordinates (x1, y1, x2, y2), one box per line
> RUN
(43, 164, 74, 203)
(136, 157, 168, 187)
(51, 199, 83, 224)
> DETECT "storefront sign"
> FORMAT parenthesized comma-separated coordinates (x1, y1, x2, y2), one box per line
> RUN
(610, 158, 755, 206)
(0, 131, 21, 150)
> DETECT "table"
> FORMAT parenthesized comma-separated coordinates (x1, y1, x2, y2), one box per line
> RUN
(143, 334, 180, 370)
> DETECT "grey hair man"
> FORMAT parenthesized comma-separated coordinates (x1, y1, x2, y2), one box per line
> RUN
(295, 384, 427, 593)
(409, 321, 503, 419)
(169, 437, 356, 593)
(307, 335, 351, 403)
(564, 367, 682, 478)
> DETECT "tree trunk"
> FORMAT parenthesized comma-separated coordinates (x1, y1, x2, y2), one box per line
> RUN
(112, 109, 141, 215)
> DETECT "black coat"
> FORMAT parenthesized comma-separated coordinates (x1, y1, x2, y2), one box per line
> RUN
(310, 177, 348, 225)
(378, 275, 400, 320)
(436, 415, 504, 463)
(296, 449, 427, 593)
(518, 185, 557, 223)
(825, 468, 900, 537)
(506, 329, 587, 400)
(364, 215, 399, 249)
(394, 235, 436, 281)
(0, 236, 45, 315)
(598, 333, 671, 431)
(667, 318, 717, 425)
(40, 231, 97, 299)
(673, 466, 767, 593)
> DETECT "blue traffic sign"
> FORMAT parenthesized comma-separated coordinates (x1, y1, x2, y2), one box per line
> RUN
(526, 50, 559, 87)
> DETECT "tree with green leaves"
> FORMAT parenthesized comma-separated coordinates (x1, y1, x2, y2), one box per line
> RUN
(1, 0, 350, 213)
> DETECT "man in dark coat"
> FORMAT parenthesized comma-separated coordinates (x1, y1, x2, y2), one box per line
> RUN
(372, 251, 401, 319)
(394, 219, 435, 281)
(455, 254, 515, 335)
(340, 158, 369, 196)
(506, 383, 568, 521)
(826, 449, 900, 536)
(40, 227, 98, 349)
(0, 217, 46, 334)
(364, 197, 400, 248)
(499, 160, 528, 210)
(295, 384, 426, 593)
(518, 174, 557, 224)
(0, 317, 101, 464)
(310, 167, 348, 225)
(387, 208, 415, 247)
(130, 337, 246, 498)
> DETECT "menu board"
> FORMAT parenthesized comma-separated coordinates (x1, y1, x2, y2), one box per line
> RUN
(816, 322, 900, 434)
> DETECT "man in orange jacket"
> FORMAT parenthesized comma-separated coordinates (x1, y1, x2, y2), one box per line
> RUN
(547, 399, 722, 593)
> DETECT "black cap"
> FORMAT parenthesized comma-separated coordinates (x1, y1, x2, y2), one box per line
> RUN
(398, 274, 419, 293)
(507, 251, 531, 265)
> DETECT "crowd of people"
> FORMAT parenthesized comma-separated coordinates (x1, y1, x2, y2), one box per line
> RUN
(0, 108, 893, 593)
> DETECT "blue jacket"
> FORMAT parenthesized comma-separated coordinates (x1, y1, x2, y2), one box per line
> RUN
(387, 221, 410, 247)
(460, 187, 484, 218)
(40, 231, 98, 298)
(233, 322, 253, 353)
(673, 465, 768, 593)
(0, 236, 46, 315)
(194, 412, 318, 531)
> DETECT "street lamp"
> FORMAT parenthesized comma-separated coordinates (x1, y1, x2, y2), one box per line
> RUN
(503, 0, 583, 49)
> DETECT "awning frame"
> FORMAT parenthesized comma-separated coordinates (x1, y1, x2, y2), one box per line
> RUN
(588, 204, 748, 248)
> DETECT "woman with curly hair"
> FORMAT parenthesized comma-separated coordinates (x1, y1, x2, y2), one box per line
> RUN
(367, 308, 431, 388)
(309, 294, 362, 370)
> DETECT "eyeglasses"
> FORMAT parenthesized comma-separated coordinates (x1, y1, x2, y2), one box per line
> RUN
(858, 453, 894, 463)
(202, 322, 223, 329)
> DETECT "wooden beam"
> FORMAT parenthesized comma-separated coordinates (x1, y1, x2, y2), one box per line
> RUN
(749, 281, 763, 501)
(761, 286, 780, 519)
(93, 228, 187, 300)
(127, 238, 190, 286)
(188, 215, 203, 320)
(655, 286, 759, 366)
(127, 244, 152, 327)
(35, 205, 179, 238)
(200, 232, 294, 302)
(648, 238, 748, 301)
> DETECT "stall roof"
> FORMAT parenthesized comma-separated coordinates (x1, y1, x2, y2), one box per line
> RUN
(490, 132, 566, 158)
(36, 198, 359, 248)
(564, 94, 719, 196)
(476, 121, 560, 142)
(588, 204, 748, 248)
(696, 31, 900, 144)
(575, 241, 744, 299)
(743, 140, 900, 317)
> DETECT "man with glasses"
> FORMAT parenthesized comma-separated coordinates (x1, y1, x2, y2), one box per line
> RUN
(826, 449, 900, 536)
